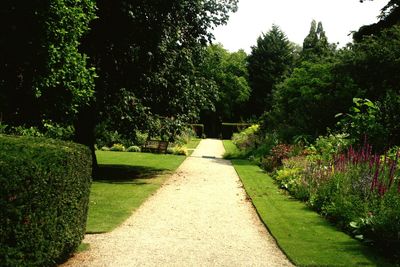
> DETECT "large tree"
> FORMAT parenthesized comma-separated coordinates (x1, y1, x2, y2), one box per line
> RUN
(202, 44, 250, 119)
(266, 59, 360, 141)
(339, 25, 400, 148)
(354, 0, 400, 41)
(199, 44, 250, 136)
(0, 0, 239, 174)
(247, 25, 295, 117)
(0, 0, 96, 126)
(76, 0, 238, 172)
(301, 20, 334, 61)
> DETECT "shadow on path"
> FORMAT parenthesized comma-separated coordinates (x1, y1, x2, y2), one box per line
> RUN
(94, 164, 168, 184)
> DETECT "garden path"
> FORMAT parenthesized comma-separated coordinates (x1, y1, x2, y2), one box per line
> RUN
(62, 139, 292, 266)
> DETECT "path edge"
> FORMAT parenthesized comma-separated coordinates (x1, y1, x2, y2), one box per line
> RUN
(229, 159, 296, 266)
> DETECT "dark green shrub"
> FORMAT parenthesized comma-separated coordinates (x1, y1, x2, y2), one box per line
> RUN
(0, 135, 92, 266)
(365, 192, 400, 260)
(8, 122, 75, 141)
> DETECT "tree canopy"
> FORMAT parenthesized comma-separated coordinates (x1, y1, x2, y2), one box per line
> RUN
(0, 0, 96, 126)
(247, 25, 296, 116)
(302, 20, 334, 61)
(354, 0, 400, 41)
(0, 0, 239, 172)
(201, 44, 250, 121)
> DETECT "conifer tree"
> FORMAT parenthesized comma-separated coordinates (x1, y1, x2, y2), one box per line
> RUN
(247, 25, 295, 116)
(302, 20, 333, 61)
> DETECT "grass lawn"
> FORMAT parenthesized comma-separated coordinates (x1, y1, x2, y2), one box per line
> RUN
(222, 139, 242, 159)
(185, 138, 201, 156)
(186, 138, 201, 149)
(86, 151, 187, 233)
(223, 140, 392, 267)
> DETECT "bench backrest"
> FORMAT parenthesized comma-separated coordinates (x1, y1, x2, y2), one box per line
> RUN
(143, 140, 169, 153)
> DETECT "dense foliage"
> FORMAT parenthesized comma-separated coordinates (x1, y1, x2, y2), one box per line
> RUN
(199, 44, 250, 136)
(247, 25, 296, 116)
(0, 0, 96, 126)
(229, 10, 400, 261)
(273, 139, 400, 260)
(2, 0, 400, 263)
(257, 21, 400, 149)
(301, 20, 334, 61)
(78, 0, 238, 150)
(266, 59, 359, 142)
(0, 0, 239, 169)
(355, 0, 400, 41)
(0, 135, 92, 266)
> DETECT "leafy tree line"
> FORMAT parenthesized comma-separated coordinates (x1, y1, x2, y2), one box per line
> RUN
(228, 3, 400, 259)
(199, 44, 250, 136)
(0, 0, 238, 172)
(0, 0, 96, 127)
(246, 6, 400, 150)
(2, 0, 399, 156)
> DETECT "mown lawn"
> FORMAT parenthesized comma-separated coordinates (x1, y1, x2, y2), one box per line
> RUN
(86, 151, 188, 233)
(224, 140, 392, 267)
(186, 138, 201, 156)
(186, 138, 201, 149)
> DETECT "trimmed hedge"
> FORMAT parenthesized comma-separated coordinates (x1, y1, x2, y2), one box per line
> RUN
(0, 135, 92, 266)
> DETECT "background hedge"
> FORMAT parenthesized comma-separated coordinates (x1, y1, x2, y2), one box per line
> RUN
(0, 135, 92, 266)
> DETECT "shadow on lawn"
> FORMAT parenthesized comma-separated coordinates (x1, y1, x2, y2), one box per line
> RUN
(94, 164, 168, 183)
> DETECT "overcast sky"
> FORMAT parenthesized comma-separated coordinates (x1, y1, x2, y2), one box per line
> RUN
(212, 0, 389, 53)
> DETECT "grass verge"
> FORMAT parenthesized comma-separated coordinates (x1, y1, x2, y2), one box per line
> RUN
(86, 151, 186, 233)
(186, 138, 201, 156)
(222, 139, 244, 159)
(187, 138, 201, 149)
(224, 141, 392, 266)
(76, 243, 90, 253)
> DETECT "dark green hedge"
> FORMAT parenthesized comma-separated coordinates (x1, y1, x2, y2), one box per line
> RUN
(0, 135, 92, 266)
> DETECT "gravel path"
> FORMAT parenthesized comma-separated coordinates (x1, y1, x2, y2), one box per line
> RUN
(62, 139, 293, 267)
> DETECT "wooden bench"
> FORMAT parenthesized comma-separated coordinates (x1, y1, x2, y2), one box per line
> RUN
(141, 140, 169, 154)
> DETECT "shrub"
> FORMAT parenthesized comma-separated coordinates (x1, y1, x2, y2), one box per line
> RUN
(175, 127, 196, 146)
(134, 131, 148, 146)
(95, 124, 130, 148)
(0, 123, 7, 134)
(0, 135, 92, 266)
(9, 125, 44, 137)
(101, 146, 110, 151)
(232, 124, 260, 151)
(126, 145, 141, 152)
(168, 145, 188, 156)
(110, 143, 126, 152)
(188, 124, 204, 138)
(308, 133, 353, 162)
(0, 122, 75, 141)
(261, 143, 293, 171)
(42, 120, 74, 140)
(273, 156, 310, 200)
(337, 98, 387, 151)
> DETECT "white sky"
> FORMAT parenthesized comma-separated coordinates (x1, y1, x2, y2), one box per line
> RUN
(212, 0, 389, 53)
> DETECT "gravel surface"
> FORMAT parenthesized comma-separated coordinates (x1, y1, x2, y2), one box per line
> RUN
(62, 139, 293, 267)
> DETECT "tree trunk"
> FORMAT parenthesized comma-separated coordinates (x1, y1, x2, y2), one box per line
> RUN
(74, 103, 98, 178)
